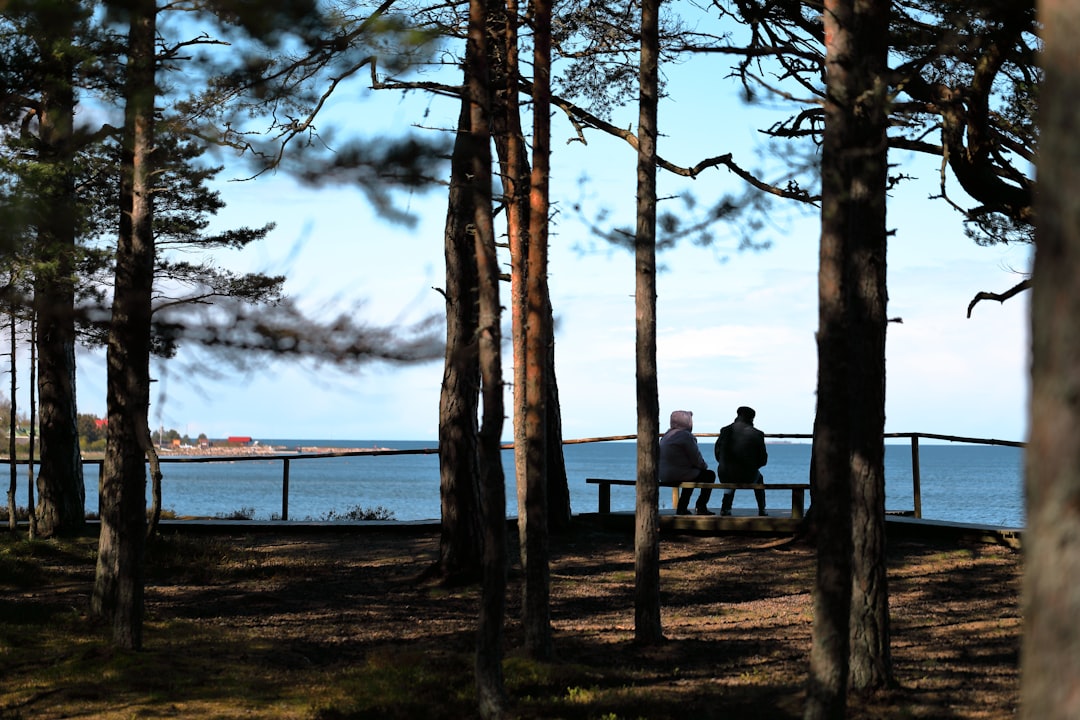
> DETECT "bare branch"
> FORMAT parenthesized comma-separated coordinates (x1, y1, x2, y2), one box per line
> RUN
(967, 278, 1031, 318)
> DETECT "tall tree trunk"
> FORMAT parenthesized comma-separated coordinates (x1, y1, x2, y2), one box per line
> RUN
(633, 0, 662, 646)
(1021, 1, 1080, 716)
(486, 0, 548, 659)
(92, 0, 156, 650)
(465, 0, 509, 714)
(487, 0, 553, 657)
(519, 0, 554, 659)
(807, 0, 891, 712)
(33, 0, 85, 539)
(435, 92, 484, 586)
(844, 0, 892, 694)
(807, 0, 858, 714)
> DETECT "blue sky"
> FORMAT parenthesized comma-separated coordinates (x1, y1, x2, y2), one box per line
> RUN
(68, 45, 1032, 445)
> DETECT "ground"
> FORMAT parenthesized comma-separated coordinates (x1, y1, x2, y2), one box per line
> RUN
(0, 521, 1021, 719)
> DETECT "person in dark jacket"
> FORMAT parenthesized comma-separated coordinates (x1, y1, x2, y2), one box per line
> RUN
(659, 410, 716, 515)
(714, 406, 769, 516)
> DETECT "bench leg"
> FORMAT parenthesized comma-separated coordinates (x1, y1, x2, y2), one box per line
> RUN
(791, 489, 805, 520)
(598, 484, 611, 514)
(672, 487, 680, 510)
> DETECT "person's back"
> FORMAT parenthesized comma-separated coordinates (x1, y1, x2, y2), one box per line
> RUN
(659, 410, 716, 515)
(714, 406, 768, 515)
(716, 418, 768, 483)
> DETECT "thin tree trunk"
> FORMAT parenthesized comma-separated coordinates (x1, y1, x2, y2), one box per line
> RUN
(485, 0, 551, 659)
(92, 0, 156, 650)
(27, 319, 36, 540)
(435, 91, 484, 586)
(544, 352, 571, 531)
(8, 298, 16, 532)
(144, 433, 163, 541)
(1021, 1, 1080, 716)
(466, 0, 509, 713)
(633, 0, 663, 646)
(519, 0, 554, 659)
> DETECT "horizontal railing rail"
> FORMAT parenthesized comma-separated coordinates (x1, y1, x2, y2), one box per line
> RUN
(2, 432, 1025, 521)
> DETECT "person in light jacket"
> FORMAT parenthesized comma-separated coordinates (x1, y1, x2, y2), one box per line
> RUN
(659, 410, 716, 515)
(714, 406, 769, 516)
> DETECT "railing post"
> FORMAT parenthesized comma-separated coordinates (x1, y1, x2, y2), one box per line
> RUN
(281, 458, 290, 521)
(910, 435, 922, 518)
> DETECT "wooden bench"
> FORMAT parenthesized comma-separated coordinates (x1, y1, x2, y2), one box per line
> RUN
(585, 478, 811, 519)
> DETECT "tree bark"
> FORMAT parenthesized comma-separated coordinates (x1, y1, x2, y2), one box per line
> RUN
(633, 0, 663, 646)
(518, 0, 554, 660)
(843, 0, 892, 695)
(485, 0, 552, 660)
(465, 0, 509, 713)
(8, 298, 17, 532)
(1021, 1, 1080, 716)
(32, 1, 84, 539)
(91, 0, 156, 650)
(435, 92, 485, 586)
(807, 0, 893, 708)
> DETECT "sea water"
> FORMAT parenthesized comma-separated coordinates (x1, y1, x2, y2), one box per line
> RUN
(10, 439, 1025, 528)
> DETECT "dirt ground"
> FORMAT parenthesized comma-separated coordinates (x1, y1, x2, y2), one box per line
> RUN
(2, 521, 1021, 719)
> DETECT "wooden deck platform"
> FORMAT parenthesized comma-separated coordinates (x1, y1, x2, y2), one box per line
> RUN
(577, 508, 1024, 548)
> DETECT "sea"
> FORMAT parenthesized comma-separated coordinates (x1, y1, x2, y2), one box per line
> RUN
(8, 439, 1026, 528)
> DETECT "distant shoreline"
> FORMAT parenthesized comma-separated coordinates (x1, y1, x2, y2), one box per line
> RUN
(153, 444, 394, 457)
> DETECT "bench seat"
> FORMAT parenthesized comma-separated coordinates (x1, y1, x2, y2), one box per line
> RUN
(585, 478, 811, 519)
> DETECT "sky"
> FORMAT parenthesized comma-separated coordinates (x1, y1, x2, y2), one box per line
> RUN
(66, 42, 1032, 445)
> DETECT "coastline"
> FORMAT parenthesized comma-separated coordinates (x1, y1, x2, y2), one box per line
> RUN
(152, 443, 395, 457)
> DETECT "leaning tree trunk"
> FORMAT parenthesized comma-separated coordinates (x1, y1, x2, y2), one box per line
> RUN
(544, 348, 571, 531)
(633, 0, 663, 646)
(1021, 2, 1080, 716)
(435, 91, 485, 586)
(91, 0, 156, 651)
(32, 3, 84, 539)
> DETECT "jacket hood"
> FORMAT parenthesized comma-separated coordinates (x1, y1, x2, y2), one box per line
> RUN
(669, 410, 693, 431)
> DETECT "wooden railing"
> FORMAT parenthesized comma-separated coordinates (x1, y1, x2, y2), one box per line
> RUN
(5, 432, 1024, 521)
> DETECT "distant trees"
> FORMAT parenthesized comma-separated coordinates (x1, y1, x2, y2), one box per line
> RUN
(0, 0, 99, 538)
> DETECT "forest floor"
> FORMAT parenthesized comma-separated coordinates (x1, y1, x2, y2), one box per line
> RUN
(0, 520, 1020, 719)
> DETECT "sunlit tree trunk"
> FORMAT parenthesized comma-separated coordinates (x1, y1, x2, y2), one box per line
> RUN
(1021, 1, 1080, 717)
(436, 93, 485, 585)
(633, 0, 662, 646)
(485, 0, 550, 659)
(92, 0, 156, 650)
(519, 0, 554, 660)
